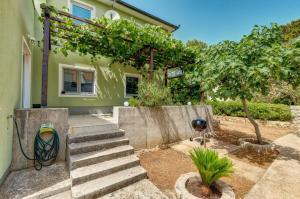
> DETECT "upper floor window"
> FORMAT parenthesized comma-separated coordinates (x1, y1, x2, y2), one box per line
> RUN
(70, 0, 95, 22)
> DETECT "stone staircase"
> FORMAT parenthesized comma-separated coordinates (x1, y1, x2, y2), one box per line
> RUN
(67, 122, 147, 199)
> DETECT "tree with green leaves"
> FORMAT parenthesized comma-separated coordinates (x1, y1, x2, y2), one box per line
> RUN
(282, 19, 300, 42)
(202, 24, 300, 144)
(169, 40, 207, 103)
(187, 39, 208, 50)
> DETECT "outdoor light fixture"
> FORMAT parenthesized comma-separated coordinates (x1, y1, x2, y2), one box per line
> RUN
(187, 102, 192, 106)
(124, 101, 129, 107)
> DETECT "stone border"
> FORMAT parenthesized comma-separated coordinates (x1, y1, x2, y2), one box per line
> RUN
(239, 138, 276, 153)
(175, 172, 235, 199)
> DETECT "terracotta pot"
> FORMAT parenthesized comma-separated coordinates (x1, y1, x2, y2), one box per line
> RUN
(175, 172, 235, 199)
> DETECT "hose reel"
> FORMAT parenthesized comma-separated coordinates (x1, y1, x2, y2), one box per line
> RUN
(14, 118, 60, 170)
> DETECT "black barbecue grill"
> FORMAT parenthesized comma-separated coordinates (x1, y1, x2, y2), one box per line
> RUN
(190, 118, 208, 147)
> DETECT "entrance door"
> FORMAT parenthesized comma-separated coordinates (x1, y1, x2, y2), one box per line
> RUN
(21, 39, 31, 108)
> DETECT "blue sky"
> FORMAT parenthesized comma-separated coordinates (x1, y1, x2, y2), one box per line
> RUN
(124, 0, 300, 44)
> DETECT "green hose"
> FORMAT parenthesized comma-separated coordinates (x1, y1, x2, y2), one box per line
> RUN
(14, 118, 60, 170)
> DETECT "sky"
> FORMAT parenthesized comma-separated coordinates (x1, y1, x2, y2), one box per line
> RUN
(124, 0, 300, 44)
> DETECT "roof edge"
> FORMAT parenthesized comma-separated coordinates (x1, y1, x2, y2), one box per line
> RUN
(115, 0, 179, 30)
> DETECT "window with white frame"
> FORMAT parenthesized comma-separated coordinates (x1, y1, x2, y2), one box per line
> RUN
(60, 65, 96, 96)
(125, 74, 139, 97)
(70, 0, 94, 23)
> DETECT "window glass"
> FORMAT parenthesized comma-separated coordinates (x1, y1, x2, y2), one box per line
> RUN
(63, 69, 78, 93)
(80, 71, 94, 93)
(71, 2, 92, 24)
(126, 76, 139, 96)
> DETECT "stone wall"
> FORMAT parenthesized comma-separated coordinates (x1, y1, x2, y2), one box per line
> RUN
(291, 106, 300, 127)
(113, 105, 214, 149)
(11, 108, 69, 171)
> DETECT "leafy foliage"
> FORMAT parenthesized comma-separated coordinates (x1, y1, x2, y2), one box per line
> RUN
(200, 24, 300, 143)
(190, 148, 233, 187)
(43, 4, 197, 71)
(169, 79, 200, 104)
(207, 100, 292, 121)
(128, 98, 141, 107)
(254, 82, 300, 105)
(169, 39, 207, 103)
(134, 81, 172, 107)
(186, 39, 208, 50)
(282, 19, 300, 42)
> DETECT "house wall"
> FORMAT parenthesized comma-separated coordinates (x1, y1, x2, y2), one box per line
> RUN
(0, 0, 173, 182)
(0, 0, 36, 183)
(30, 0, 151, 108)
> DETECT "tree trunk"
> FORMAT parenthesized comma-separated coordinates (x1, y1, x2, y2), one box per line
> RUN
(241, 98, 263, 144)
(200, 91, 205, 104)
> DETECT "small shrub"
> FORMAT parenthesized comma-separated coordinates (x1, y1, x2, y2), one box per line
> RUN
(207, 100, 292, 121)
(190, 148, 233, 188)
(128, 98, 141, 107)
(138, 81, 172, 107)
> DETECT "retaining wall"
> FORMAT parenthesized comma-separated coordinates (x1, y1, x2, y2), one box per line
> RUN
(113, 105, 213, 149)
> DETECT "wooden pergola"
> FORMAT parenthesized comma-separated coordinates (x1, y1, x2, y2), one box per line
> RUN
(40, 5, 189, 107)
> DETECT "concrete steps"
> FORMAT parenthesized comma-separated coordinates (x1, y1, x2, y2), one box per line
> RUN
(69, 123, 119, 134)
(71, 155, 140, 186)
(72, 166, 147, 199)
(67, 121, 147, 199)
(68, 129, 125, 144)
(69, 145, 134, 170)
(69, 137, 129, 155)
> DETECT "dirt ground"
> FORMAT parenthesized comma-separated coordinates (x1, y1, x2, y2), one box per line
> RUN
(229, 149, 280, 169)
(138, 149, 253, 199)
(138, 116, 297, 199)
(215, 116, 296, 169)
(215, 116, 296, 144)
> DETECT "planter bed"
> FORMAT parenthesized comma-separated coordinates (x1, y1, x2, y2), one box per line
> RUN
(175, 172, 235, 199)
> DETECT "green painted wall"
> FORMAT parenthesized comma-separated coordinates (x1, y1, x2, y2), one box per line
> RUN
(0, 0, 168, 181)
(0, 0, 35, 180)
(31, 0, 146, 107)
(31, 51, 141, 107)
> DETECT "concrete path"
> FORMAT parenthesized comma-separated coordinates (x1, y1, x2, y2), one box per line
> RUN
(100, 179, 168, 199)
(170, 138, 240, 156)
(46, 180, 168, 199)
(0, 162, 70, 199)
(245, 131, 300, 199)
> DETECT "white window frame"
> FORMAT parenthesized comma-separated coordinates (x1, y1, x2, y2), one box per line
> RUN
(58, 64, 97, 98)
(68, 0, 96, 19)
(124, 73, 140, 98)
(20, 37, 32, 108)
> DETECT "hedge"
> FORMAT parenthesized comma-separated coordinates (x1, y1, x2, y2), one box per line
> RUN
(206, 100, 292, 121)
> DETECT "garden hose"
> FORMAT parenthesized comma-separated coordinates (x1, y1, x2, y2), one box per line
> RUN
(14, 117, 60, 170)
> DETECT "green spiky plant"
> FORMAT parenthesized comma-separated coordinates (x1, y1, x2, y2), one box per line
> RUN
(189, 148, 234, 196)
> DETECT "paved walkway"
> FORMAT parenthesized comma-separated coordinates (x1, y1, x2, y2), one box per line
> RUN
(245, 106, 300, 199)
(0, 162, 70, 199)
(46, 179, 168, 199)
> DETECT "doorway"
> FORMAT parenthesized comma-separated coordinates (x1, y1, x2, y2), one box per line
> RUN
(21, 38, 32, 108)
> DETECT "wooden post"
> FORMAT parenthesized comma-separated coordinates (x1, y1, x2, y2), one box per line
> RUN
(41, 8, 51, 107)
(148, 47, 154, 81)
(164, 68, 168, 86)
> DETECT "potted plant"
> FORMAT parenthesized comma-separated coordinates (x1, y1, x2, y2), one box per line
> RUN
(175, 148, 235, 199)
